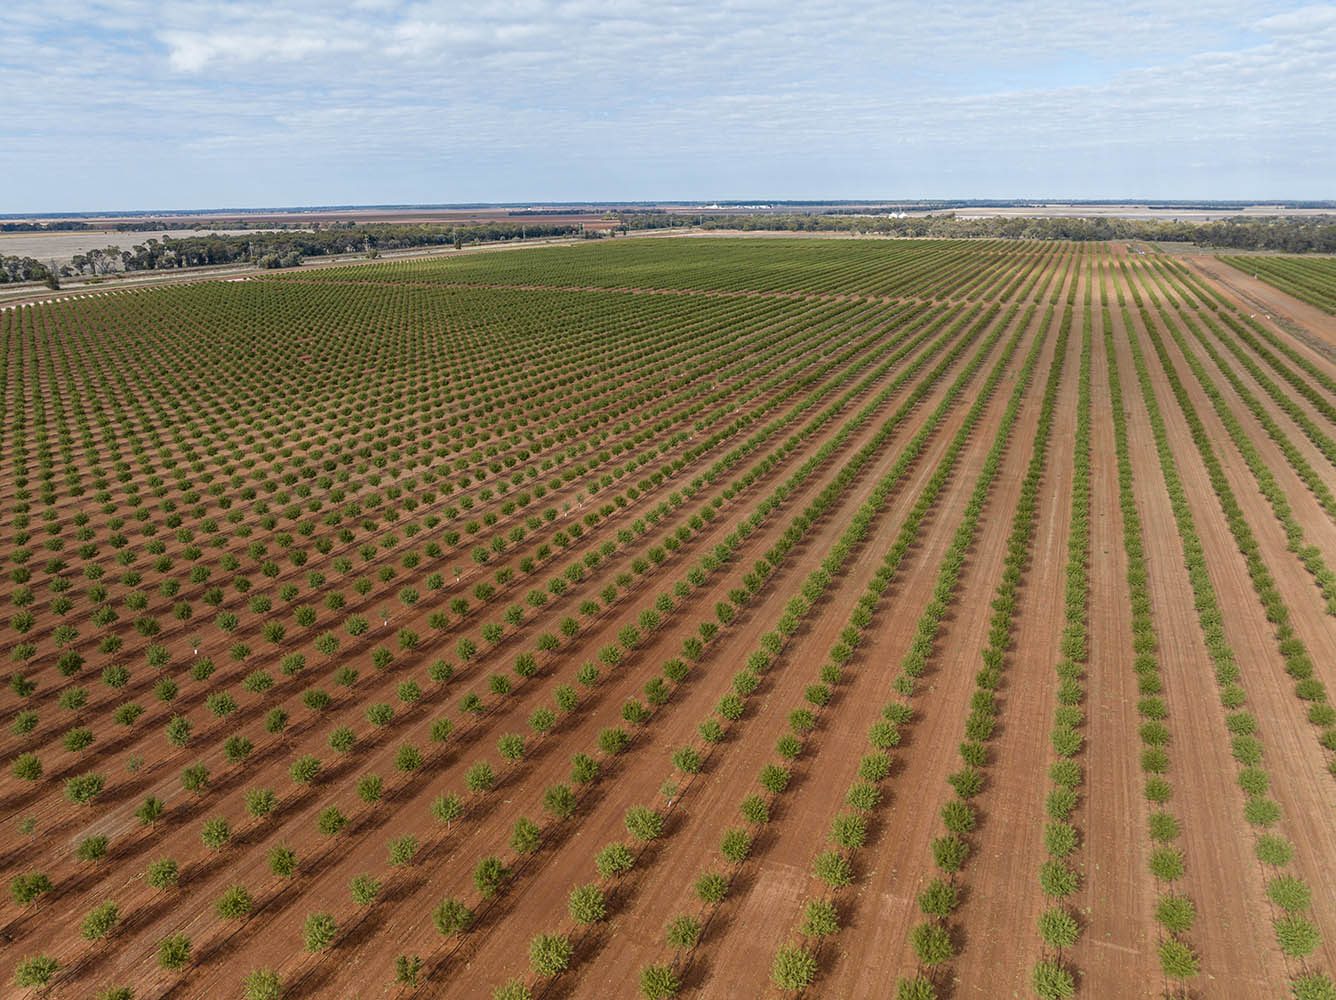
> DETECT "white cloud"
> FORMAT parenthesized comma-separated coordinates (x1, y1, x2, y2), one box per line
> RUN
(0, 0, 1331, 209)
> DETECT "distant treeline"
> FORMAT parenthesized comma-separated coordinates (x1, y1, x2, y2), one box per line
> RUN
(616, 212, 1336, 252)
(0, 220, 592, 283)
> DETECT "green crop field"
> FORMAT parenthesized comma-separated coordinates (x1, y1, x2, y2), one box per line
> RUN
(1221, 254, 1336, 314)
(3, 238, 1336, 1000)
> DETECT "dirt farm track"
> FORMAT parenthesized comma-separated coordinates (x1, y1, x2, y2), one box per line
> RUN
(4, 236, 1336, 1000)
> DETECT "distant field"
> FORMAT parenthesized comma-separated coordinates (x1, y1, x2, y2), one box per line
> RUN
(4, 238, 1336, 999)
(0, 229, 304, 266)
(279, 236, 1034, 295)
(1222, 254, 1336, 314)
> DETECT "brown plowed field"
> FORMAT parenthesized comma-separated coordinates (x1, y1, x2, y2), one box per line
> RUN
(4, 237, 1336, 1000)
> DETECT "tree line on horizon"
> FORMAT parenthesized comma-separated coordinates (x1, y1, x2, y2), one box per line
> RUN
(617, 212, 1336, 253)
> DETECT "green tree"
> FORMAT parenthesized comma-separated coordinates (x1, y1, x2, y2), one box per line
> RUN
(75, 834, 109, 863)
(303, 912, 338, 952)
(65, 772, 106, 806)
(350, 874, 381, 906)
(529, 933, 573, 977)
(243, 968, 282, 1000)
(909, 921, 953, 967)
(395, 955, 424, 986)
(596, 843, 635, 880)
(511, 817, 541, 854)
(388, 834, 419, 867)
(1031, 959, 1075, 1000)
(813, 850, 853, 890)
(666, 913, 701, 949)
(473, 856, 509, 898)
(146, 858, 179, 890)
(432, 793, 465, 827)
(434, 897, 473, 935)
(492, 980, 532, 1000)
(13, 955, 60, 989)
(625, 806, 663, 841)
(9, 872, 52, 906)
(201, 817, 230, 850)
(640, 964, 680, 999)
(801, 899, 839, 938)
(269, 844, 299, 878)
(1275, 915, 1321, 959)
(1037, 907, 1079, 951)
(158, 933, 192, 970)
(1158, 937, 1200, 980)
(318, 806, 347, 836)
(568, 883, 606, 925)
(81, 900, 121, 941)
(216, 884, 254, 919)
(772, 945, 817, 991)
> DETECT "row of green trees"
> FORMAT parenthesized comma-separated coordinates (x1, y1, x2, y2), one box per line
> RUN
(1099, 251, 1201, 997)
(1030, 260, 1089, 999)
(1120, 259, 1333, 998)
(741, 254, 1079, 995)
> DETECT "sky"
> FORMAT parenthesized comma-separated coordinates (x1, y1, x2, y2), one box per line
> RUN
(2, 0, 1333, 212)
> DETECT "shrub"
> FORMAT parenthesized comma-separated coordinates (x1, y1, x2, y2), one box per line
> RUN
(640, 963, 680, 999)
(544, 783, 578, 820)
(201, 817, 230, 850)
(13, 955, 60, 988)
(1031, 959, 1075, 999)
(1148, 846, 1185, 882)
(813, 850, 853, 889)
(1275, 915, 1321, 959)
(771, 945, 817, 990)
(289, 755, 321, 785)
(350, 874, 381, 906)
(493, 980, 533, 1000)
(146, 858, 179, 890)
(596, 843, 635, 880)
(1037, 907, 1079, 950)
(388, 835, 419, 866)
(694, 871, 729, 903)
(801, 899, 839, 938)
(9, 872, 52, 906)
(473, 856, 509, 898)
(529, 933, 573, 977)
(511, 817, 542, 854)
(917, 878, 958, 919)
(665, 913, 701, 948)
(246, 787, 278, 818)
(721, 827, 752, 863)
(1156, 894, 1196, 934)
(76, 834, 109, 863)
(625, 806, 663, 841)
(1268, 876, 1312, 913)
(216, 884, 254, 919)
(568, 883, 606, 925)
(243, 968, 283, 1000)
(268, 844, 299, 878)
(158, 933, 192, 970)
(434, 897, 473, 935)
(317, 806, 347, 836)
(303, 912, 337, 952)
(81, 900, 121, 941)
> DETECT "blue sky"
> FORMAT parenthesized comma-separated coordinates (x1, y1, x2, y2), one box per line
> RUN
(2, 0, 1333, 212)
